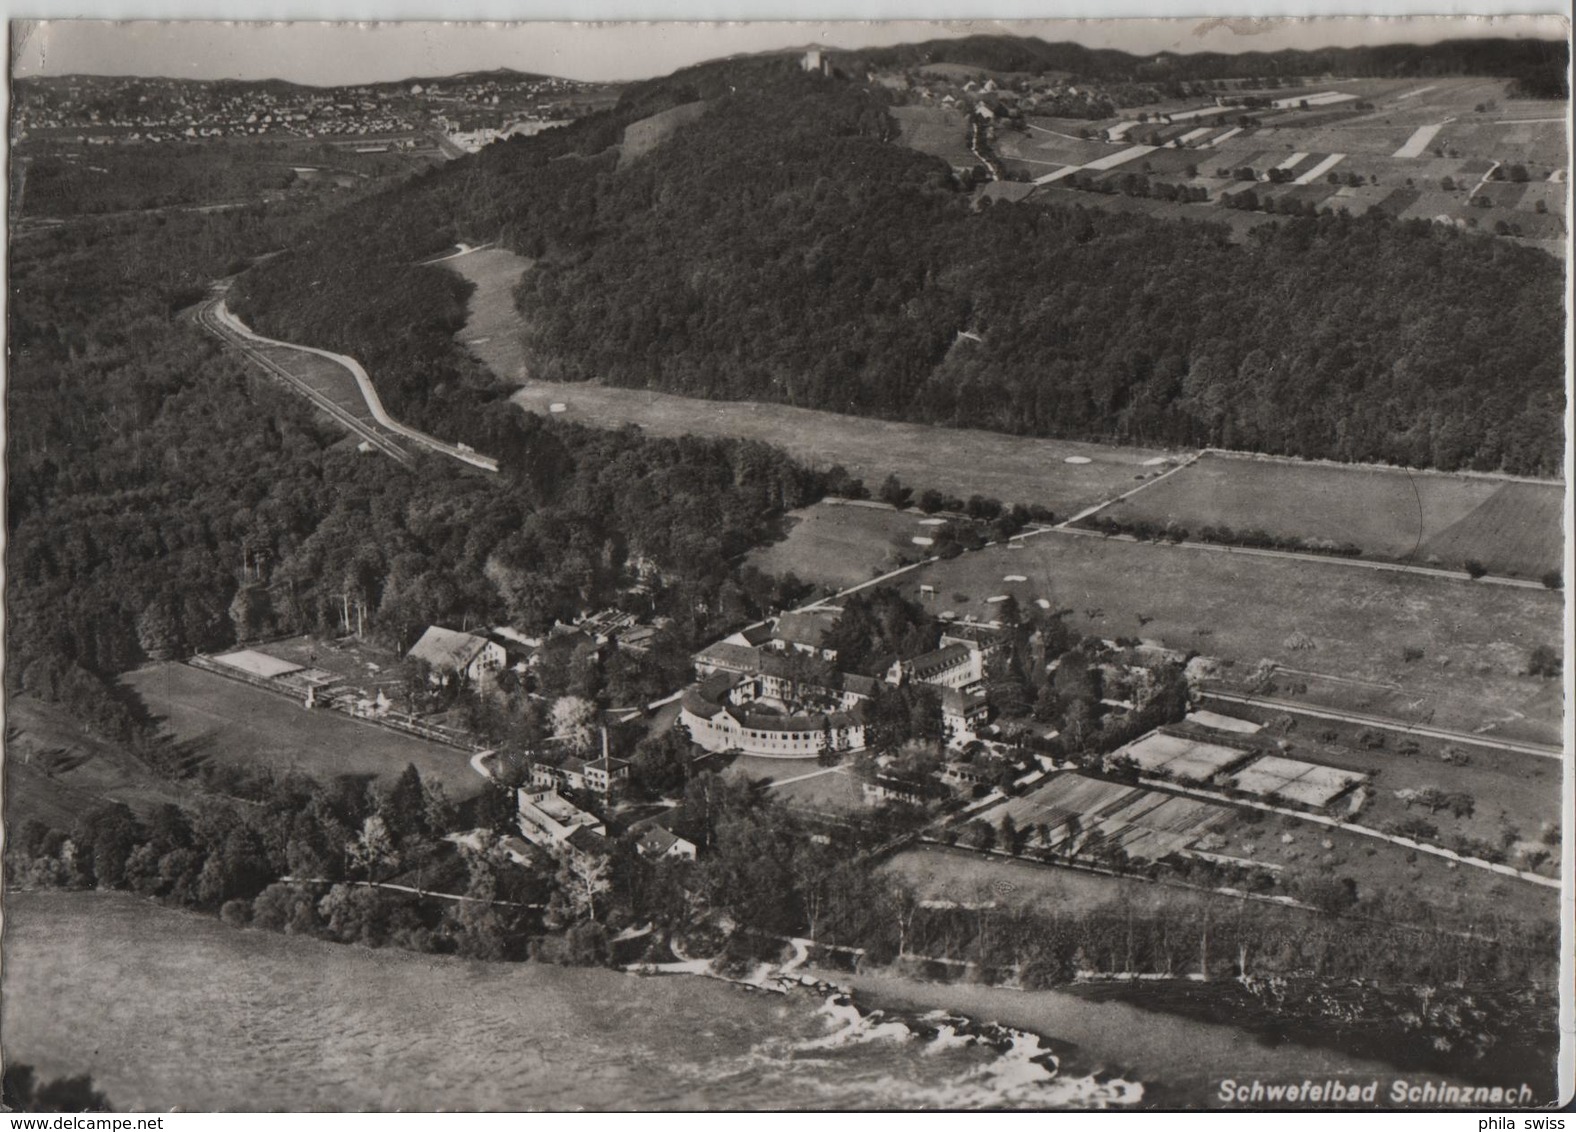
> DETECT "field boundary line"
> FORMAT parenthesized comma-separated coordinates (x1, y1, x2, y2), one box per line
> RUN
(1048, 524, 1548, 589)
(1051, 450, 1204, 529)
(1132, 775, 1560, 889)
(1198, 688, 1564, 759)
(212, 299, 500, 473)
(1198, 447, 1564, 487)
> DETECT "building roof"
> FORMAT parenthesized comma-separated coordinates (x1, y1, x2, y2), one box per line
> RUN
(694, 642, 764, 673)
(908, 643, 974, 681)
(773, 610, 839, 649)
(565, 825, 610, 857)
(407, 625, 494, 672)
(682, 687, 727, 720)
(839, 672, 882, 699)
(637, 825, 691, 857)
(585, 756, 629, 774)
(212, 649, 304, 680)
(940, 687, 990, 716)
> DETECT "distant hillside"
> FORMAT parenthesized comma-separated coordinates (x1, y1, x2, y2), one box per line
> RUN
(232, 52, 1568, 476)
(847, 34, 1571, 98)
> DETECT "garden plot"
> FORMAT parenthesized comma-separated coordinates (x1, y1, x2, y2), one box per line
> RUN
(1114, 731, 1252, 783)
(1000, 774, 1232, 861)
(1229, 755, 1368, 808)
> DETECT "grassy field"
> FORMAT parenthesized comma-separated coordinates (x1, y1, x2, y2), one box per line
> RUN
(903, 530, 1563, 743)
(439, 247, 534, 382)
(3, 695, 193, 830)
(1178, 707, 1562, 851)
(745, 501, 946, 590)
(1090, 452, 1564, 578)
(122, 662, 484, 796)
(882, 842, 1284, 918)
(511, 381, 1175, 518)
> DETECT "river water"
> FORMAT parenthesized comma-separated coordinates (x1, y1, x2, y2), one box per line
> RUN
(1, 891, 1488, 1111)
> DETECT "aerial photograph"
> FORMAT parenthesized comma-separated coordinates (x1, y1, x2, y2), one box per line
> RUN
(3, 14, 1570, 1114)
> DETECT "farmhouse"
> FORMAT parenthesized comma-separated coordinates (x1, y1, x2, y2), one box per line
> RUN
(634, 823, 698, 861)
(407, 625, 506, 684)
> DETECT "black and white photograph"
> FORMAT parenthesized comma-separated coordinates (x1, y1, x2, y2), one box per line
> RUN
(2, 11, 1571, 1114)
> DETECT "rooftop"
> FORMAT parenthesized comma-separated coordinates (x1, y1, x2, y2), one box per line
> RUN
(407, 625, 493, 671)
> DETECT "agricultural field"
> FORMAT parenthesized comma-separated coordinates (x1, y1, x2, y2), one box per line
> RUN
(989, 767, 1556, 924)
(997, 773, 1234, 862)
(122, 662, 484, 796)
(746, 501, 954, 591)
(881, 841, 1267, 918)
(1176, 705, 1563, 851)
(1088, 452, 1564, 579)
(994, 76, 1566, 248)
(904, 528, 1563, 743)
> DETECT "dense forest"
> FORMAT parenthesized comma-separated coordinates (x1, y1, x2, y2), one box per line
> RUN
(234, 57, 1567, 475)
(6, 202, 823, 744)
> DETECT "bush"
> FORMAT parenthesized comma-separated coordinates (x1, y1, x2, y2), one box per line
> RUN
(219, 898, 254, 927)
(1464, 559, 1488, 579)
(1541, 570, 1562, 590)
(1527, 644, 1561, 679)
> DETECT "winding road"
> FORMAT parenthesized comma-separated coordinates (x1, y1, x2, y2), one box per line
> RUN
(198, 293, 499, 473)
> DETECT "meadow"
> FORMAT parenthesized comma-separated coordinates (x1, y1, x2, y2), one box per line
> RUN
(745, 501, 946, 591)
(1089, 452, 1564, 578)
(122, 662, 484, 796)
(904, 529, 1563, 743)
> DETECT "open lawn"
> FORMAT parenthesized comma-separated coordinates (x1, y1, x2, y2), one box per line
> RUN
(904, 528, 1563, 742)
(746, 501, 945, 590)
(122, 662, 484, 797)
(1090, 452, 1564, 579)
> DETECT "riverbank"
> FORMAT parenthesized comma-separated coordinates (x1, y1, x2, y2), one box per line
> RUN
(805, 965, 1501, 1109)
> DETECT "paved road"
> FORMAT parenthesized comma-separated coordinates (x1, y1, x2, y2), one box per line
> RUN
(208, 298, 499, 472)
(196, 297, 416, 467)
(1198, 688, 1564, 760)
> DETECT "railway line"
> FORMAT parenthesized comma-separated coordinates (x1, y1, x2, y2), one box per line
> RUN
(195, 296, 417, 467)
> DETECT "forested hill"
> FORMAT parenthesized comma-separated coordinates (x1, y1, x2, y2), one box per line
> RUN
(233, 56, 1567, 476)
(848, 35, 1570, 98)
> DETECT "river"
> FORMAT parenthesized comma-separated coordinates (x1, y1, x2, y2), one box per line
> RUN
(4, 891, 1494, 1111)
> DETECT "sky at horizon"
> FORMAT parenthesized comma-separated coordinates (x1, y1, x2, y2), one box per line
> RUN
(11, 15, 1570, 87)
